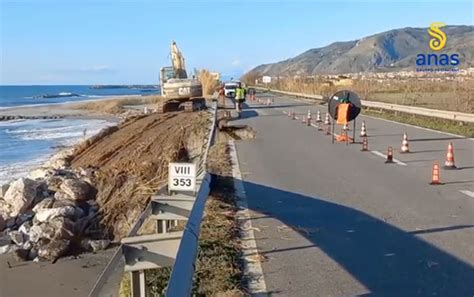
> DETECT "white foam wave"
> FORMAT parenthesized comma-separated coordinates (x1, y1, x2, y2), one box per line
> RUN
(0, 156, 49, 185)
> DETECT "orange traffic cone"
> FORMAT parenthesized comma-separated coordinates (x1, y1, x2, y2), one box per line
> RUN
(360, 121, 367, 137)
(430, 163, 443, 185)
(361, 137, 369, 151)
(292, 112, 296, 120)
(400, 132, 410, 153)
(307, 110, 312, 126)
(288, 111, 292, 118)
(385, 146, 394, 163)
(444, 142, 457, 169)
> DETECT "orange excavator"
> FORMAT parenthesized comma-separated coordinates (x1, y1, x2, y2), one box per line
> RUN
(159, 41, 205, 112)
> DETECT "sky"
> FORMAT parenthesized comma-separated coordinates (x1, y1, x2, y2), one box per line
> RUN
(1, 0, 473, 85)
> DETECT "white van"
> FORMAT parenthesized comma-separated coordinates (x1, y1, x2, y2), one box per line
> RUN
(224, 82, 240, 98)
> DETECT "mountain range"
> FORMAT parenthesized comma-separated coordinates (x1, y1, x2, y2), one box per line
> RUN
(245, 25, 473, 77)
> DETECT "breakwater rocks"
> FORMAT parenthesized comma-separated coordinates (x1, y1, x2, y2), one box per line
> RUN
(0, 151, 110, 263)
(0, 115, 64, 122)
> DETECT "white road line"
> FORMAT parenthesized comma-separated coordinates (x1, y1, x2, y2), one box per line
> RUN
(370, 150, 407, 166)
(229, 140, 268, 295)
(459, 190, 474, 198)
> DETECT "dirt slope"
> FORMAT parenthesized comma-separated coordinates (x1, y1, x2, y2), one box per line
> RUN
(71, 111, 209, 239)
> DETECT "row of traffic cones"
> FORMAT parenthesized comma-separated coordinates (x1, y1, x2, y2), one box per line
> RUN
(289, 112, 457, 186)
(430, 142, 457, 185)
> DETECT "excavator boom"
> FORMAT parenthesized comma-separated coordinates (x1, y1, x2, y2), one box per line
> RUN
(171, 41, 188, 79)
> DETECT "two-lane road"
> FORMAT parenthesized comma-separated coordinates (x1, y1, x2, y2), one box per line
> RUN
(228, 92, 474, 296)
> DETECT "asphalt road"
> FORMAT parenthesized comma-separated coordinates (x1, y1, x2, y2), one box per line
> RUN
(228, 92, 474, 296)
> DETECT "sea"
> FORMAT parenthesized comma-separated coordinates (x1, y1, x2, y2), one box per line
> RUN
(0, 85, 160, 185)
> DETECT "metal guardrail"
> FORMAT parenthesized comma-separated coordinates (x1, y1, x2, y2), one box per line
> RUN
(89, 101, 218, 297)
(165, 100, 217, 296)
(254, 86, 474, 123)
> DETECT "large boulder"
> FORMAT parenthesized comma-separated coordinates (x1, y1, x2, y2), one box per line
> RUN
(49, 217, 75, 240)
(15, 210, 35, 227)
(28, 224, 54, 243)
(35, 206, 76, 223)
(32, 197, 55, 212)
(45, 175, 65, 192)
(0, 217, 4, 232)
(38, 239, 70, 261)
(89, 239, 111, 252)
(0, 184, 10, 198)
(43, 150, 72, 170)
(29, 217, 75, 243)
(3, 178, 44, 217)
(18, 221, 32, 236)
(9, 230, 27, 246)
(53, 191, 72, 201)
(59, 178, 95, 201)
(0, 244, 17, 255)
(0, 199, 12, 221)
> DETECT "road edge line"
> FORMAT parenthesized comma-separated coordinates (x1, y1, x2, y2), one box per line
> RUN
(229, 140, 268, 295)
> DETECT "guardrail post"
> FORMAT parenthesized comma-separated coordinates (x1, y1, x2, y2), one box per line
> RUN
(131, 270, 147, 297)
(157, 219, 168, 234)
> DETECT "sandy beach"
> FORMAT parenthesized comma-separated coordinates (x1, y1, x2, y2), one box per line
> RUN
(0, 95, 160, 120)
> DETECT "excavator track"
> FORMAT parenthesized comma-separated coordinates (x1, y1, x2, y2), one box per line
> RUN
(160, 98, 207, 113)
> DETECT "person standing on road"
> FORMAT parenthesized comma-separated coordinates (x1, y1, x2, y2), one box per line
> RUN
(218, 84, 225, 107)
(235, 84, 246, 113)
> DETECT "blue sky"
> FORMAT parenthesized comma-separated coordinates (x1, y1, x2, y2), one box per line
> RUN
(1, 0, 472, 85)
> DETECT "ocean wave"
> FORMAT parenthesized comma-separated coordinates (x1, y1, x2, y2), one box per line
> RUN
(0, 156, 49, 185)
(5, 122, 97, 134)
(0, 119, 116, 185)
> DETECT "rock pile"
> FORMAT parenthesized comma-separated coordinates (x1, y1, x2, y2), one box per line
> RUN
(0, 115, 63, 122)
(0, 153, 110, 262)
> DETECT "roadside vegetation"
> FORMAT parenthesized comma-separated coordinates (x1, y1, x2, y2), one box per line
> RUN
(363, 108, 474, 138)
(192, 141, 245, 296)
(199, 69, 221, 96)
(244, 75, 473, 113)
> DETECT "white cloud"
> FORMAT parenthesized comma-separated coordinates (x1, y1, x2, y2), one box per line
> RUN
(231, 59, 241, 66)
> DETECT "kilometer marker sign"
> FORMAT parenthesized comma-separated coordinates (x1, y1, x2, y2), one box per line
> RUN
(168, 162, 196, 192)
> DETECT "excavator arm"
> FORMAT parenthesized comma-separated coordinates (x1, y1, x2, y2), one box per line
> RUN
(171, 41, 188, 79)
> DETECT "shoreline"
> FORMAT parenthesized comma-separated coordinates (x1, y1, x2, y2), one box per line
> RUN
(0, 96, 132, 186)
(0, 95, 144, 119)
(0, 93, 163, 185)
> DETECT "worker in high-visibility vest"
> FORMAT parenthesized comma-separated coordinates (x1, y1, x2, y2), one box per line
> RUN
(235, 84, 246, 113)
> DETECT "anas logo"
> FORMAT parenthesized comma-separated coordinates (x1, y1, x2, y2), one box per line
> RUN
(428, 22, 447, 51)
(416, 22, 460, 72)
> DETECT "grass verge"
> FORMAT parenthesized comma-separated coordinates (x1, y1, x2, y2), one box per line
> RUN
(192, 141, 245, 296)
(363, 108, 474, 138)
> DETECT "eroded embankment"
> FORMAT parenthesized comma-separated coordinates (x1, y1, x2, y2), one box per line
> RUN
(71, 111, 210, 240)
(0, 111, 209, 264)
